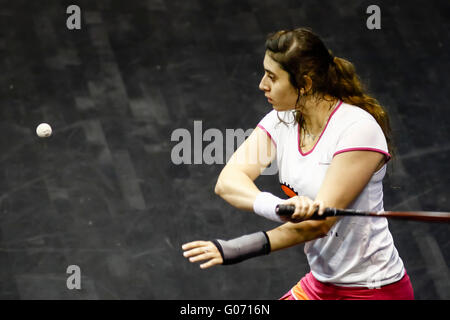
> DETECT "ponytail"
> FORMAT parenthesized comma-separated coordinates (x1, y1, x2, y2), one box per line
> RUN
(328, 57, 395, 158)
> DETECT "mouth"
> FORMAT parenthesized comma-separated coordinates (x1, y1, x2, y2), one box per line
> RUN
(265, 95, 273, 103)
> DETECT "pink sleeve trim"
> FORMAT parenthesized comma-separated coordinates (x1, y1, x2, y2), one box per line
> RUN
(257, 124, 277, 148)
(333, 147, 391, 162)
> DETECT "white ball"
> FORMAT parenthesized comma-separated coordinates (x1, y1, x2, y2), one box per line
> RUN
(36, 123, 52, 138)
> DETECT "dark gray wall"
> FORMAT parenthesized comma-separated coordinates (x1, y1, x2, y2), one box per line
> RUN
(0, 0, 448, 299)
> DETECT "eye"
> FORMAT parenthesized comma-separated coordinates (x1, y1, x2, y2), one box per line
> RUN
(263, 70, 276, 82)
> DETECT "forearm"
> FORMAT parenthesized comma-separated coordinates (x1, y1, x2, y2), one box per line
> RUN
(205, 219, 333, 266)
(266, 219, 334, 252)
(214, 167, 261, 211)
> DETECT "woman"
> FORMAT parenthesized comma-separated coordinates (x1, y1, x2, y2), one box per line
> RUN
(182, 28, 414, 300)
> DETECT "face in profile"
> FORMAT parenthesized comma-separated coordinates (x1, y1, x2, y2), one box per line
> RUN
(259, 52, 299, 112)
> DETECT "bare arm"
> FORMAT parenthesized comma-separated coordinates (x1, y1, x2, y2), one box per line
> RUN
(214, 126, 276, 211)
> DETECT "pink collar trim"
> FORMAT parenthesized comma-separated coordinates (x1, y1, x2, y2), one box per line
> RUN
(297, 100, 342, 156)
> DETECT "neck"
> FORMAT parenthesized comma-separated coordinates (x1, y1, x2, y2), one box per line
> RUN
(301, 96, 337, 134)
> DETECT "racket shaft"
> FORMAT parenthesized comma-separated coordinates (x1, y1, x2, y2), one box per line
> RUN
(275, 204, 450, 222)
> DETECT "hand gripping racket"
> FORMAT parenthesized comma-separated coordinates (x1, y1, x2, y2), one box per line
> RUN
(275, 204, 450, 223)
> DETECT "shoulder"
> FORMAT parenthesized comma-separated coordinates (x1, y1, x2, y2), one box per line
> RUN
(257, 109, 295, 147)
(330, 102, 384, 137)
(258, 109, 295, 130)
(260, 109, 294, 122)
(333, 102, 377, 125)
(331, 102, 390, 159)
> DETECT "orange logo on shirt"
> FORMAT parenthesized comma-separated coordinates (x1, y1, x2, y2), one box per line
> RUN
(280, 182, 298, 198)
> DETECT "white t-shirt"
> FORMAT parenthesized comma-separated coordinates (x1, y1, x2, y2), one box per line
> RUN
(257, 100, 405, 287)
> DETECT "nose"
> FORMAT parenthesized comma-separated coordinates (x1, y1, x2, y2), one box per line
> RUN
(259, 74, 269, 92)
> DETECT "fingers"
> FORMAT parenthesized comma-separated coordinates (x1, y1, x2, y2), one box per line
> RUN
(181, 241, 223, 269)
(200, 258, 223, 269)
(189, 252, 211, 263)
(282, 196, 326, 222)
(182, 244, 212, 260)
(184, 248, 211, 261)
(182, 240, 210, 251)
(316, 200, 326, 216)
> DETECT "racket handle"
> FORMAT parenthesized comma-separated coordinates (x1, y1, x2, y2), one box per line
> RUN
(275, 204, 295, 216)
(275, 204, 337, 220)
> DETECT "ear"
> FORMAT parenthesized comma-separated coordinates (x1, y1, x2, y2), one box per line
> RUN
(303, 75, 313, 94)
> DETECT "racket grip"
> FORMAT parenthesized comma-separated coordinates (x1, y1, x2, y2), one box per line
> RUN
(275, 204, 295, 216)
(275, 204, 337, 220)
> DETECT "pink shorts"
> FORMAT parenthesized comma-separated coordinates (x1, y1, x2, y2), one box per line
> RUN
(280, 271, 414, 300)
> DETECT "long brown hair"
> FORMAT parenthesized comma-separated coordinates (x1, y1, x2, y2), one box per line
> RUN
(265, 27, 394, 157)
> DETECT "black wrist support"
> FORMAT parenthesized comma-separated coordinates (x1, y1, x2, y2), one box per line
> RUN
(212, 231, 271, 265)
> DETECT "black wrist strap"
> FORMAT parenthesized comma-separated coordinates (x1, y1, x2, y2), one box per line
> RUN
(211, 239, 225, 259)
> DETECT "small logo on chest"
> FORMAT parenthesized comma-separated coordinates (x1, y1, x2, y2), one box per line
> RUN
(280, 182, 298, 198)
